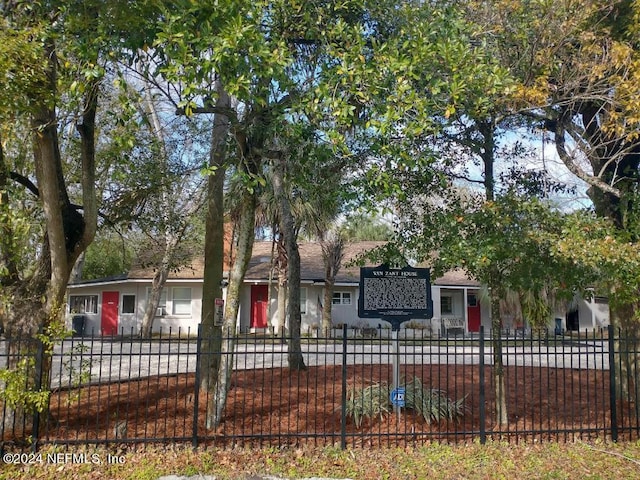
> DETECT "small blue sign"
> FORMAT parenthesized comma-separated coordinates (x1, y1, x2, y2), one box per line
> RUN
(390, 387, 406, 407)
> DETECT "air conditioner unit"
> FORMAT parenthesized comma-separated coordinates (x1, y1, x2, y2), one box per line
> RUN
(156, 307, 165, 316)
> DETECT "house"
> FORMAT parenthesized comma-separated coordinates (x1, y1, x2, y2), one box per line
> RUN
(65, 241, 609, 336)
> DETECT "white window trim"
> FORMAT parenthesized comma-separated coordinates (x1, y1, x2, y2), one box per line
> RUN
(121, 294, 136, 314)
(69, 295, 98, 314)
(172, 287, 192, 316)
(332, 291, 352, 305)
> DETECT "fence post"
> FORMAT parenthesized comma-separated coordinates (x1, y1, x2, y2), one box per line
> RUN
(192, 324, 202, 449)
(479, 326, 486, 445)
(340, 324, 348, 450)
(608, 324, 618, 442)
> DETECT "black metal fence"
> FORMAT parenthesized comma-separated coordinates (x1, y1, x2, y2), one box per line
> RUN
(1, 325, 639, 451)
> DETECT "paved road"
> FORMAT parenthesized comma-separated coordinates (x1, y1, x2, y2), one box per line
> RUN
(0, 336, 610, 389)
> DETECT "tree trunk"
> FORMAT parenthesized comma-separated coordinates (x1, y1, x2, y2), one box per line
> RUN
(490, 281, 508, 427)
(139, 265, 169, 337)
(208, 186, 257, 429)
(198, 82, 230, 392)
(271, 159, 306, 371)
(610, 296, 640, 411)
(1, 40, 99, 440)
(322, 279, 334, 337)
(321, 234, 345, 336)
(276, 272, 287, 336)
(274, 237, 287, 337)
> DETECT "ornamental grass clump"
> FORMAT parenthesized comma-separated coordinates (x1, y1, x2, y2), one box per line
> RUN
(346, 377, 466, 428)
(346, 382, 392, 428)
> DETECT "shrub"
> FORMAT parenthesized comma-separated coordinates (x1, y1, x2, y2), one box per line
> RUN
(346, 377, 466, 428)
(346, 382, 392, 428)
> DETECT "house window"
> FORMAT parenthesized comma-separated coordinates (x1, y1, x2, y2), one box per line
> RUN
(300, 287, 307, 315)
(441, 296, 453, 314)
(122, 295, 136, 314)
(69, 295, 98, 314)
(146, 288, 167, 316)
(172, 287, 192, 315)
(332, 291, 351, 305)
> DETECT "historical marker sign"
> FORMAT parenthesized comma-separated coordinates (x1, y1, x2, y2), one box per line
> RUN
(358, 264, 433, 328)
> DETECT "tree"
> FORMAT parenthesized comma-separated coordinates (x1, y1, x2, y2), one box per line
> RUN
(342, 213, 393, 242)
(320, 231, 346, 335)
(398, 189, 593, 426)
(0, 0, 159, 438)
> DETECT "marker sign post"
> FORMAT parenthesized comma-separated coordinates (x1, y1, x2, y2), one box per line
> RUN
(358, 264, 433, 417)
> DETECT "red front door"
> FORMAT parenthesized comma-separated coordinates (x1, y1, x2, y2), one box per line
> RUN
(467, 292, 481, 333)
(102, 291, 119, 335)
(250, 285, 268, 329)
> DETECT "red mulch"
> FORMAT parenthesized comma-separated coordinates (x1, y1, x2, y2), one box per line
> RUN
(7, 364, 639, 447)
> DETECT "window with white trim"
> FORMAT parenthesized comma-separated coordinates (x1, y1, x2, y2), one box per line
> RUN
(69, 295, 98, 314)
(332, 291, 351, 305)
(172, 287, 192, 315)
(122, 294, 136, 314)
(300, 287, 307, 314)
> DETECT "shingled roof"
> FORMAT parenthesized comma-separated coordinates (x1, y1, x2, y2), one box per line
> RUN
(126, 240, 478, 286)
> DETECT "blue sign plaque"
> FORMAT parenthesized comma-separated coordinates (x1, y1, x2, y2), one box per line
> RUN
(390, 387, 406, 408)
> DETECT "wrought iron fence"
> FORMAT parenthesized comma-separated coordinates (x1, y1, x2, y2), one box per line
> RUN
(1, 325, 639, 451)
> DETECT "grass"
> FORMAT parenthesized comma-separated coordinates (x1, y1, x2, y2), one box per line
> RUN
(2, 441, 640, 480)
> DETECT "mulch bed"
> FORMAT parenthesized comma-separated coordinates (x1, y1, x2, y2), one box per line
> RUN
(6, 364, 639, 447)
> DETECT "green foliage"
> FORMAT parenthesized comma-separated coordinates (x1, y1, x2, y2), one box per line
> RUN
(346, 377, 465, 428)
(552, 211, 640, 312)
(82, 233, 134, 280)
(61, 343, 92, 405)
(0, 357, 50, 413)
(346, 382, 392, 428)
(341, 213, 393, 241)
(403, 377, 467, 425)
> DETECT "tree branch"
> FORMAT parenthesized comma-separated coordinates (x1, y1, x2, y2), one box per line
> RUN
(554, 120, 621, 197)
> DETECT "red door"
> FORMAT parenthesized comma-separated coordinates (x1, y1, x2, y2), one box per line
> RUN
(250, 285, 268, 329)
(467, 292, 481, 333)
(102, 291, 119, 335)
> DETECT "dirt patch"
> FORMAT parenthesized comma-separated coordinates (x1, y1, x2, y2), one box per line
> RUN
(17, 364, 638, 447)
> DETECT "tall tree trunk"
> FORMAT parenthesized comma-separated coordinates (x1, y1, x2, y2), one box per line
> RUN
(272, 159, 306, 371)
(321, 234, 345, 336)
(274, 237, 287, 337)
(208, 186, 257, 429)
(490, 278, 508, 427)
(139, 240, 177, 337)
(198, 82, 230, 391)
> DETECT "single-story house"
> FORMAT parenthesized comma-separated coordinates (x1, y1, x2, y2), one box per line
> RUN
(66, 241, 609, 336)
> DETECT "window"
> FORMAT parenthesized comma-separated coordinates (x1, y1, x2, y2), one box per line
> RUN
(146, 288, 167, 315)
(122, 295, 136, 314)
(300, 287, 307, 315)
(467, 293, 477, 307)
(172, 287, 192, 315)
(332, 291, 352, 305)
(69, 295, 98, 314)
(441, 296, 453, 314)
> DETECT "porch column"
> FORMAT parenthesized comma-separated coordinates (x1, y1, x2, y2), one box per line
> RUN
(463, 288, 469, 334)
